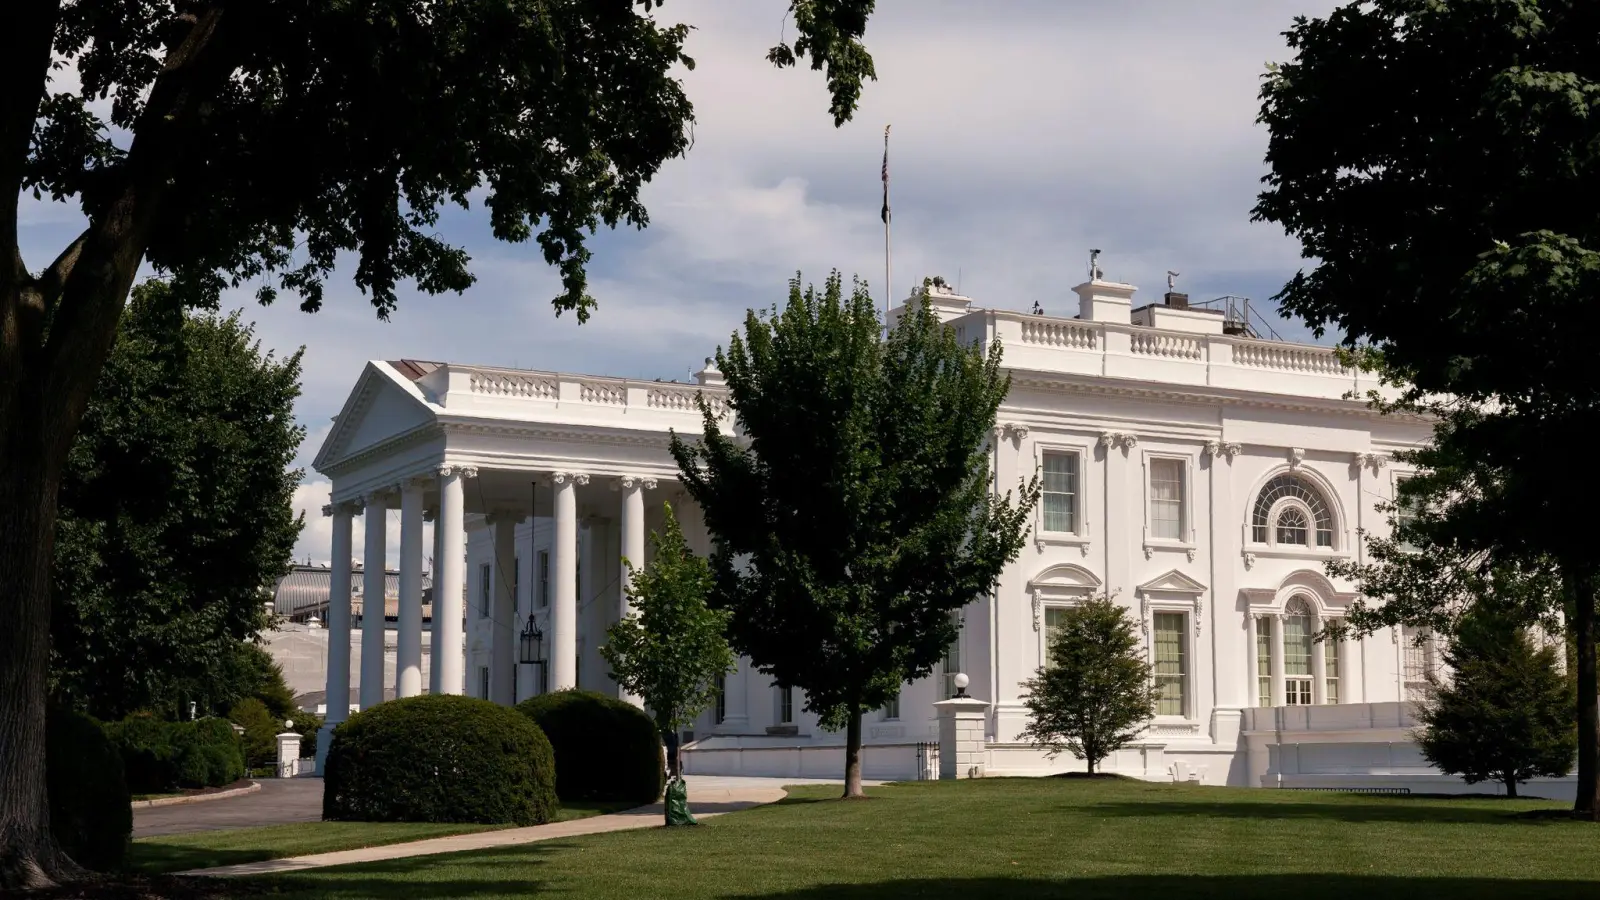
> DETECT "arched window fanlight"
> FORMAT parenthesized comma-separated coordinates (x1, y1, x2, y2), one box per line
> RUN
(1251, 474, 1334, 547)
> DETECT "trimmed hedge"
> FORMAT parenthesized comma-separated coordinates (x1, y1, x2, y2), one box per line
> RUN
(47, 708, 132, 871)
(105, 714, 245, 794)
(323, 694, 558, 825)
(516, 690, 663, 805)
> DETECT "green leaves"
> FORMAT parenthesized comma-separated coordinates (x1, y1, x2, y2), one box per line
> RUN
(1019, 597, 1159, 773)
(671, 272, 1036, 735)
(601, 502, 734, 736)
(766, 1, 878, 127)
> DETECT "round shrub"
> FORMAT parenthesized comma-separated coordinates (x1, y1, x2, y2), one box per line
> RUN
(324, 694, 558, 825)
(106, 714, 177, 794)
(47, 708, 131, 871)
(516, 690, 663, 805)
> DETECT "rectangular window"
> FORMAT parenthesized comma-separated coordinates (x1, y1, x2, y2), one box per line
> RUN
(881, 693, 900, 721)
(538, 550, 550, 608)
(1403, 625, 1434, 701)
(714, 673, 727, 725)
(1149, 458, 1185, 540)
(1395, 477, 1422, 552)
(1256, 617, 1272, 708)
(940, 612, 964, 699)
(1041, 451, 1079, 533)
(478, 564, 491, 618)
(777, 686, 794, 724)
(1153, 613, 1186, 716)
(1324, 629, 1341, 705)
(1284, 615, 1313, 705)
(1044, 606, 1071, 669)
(478, 665, 490, 699)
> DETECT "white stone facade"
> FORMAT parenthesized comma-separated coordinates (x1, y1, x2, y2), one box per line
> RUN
(312, 279, 1554, 794)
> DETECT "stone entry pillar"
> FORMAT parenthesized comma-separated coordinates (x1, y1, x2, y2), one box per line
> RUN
(934, 695, 990, 780)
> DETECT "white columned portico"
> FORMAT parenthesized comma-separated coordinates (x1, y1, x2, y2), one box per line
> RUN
(490, 512, 519, 705)
(1268, 613, 1287, 707)
(435, 465, 473, 696)
(396, 478, 426, 699)
(551, 472, 584, 691)
(316, 502, 354, 771)
(616, 475, 651, 707)
(359, 491, 389, 710)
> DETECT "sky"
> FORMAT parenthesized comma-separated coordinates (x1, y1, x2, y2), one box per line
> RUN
(16, 0, 1341, 568)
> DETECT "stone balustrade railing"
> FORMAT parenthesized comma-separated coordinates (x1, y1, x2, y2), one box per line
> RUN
(447, 365, 730, 418)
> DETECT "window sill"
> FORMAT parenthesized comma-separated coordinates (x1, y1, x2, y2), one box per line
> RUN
(1034, 532, 1091, 556)
(1143, 540, 1197, 562)
(1241, 546, 1349, 569)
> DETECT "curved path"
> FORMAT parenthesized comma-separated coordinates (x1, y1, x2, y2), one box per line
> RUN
(180, 776, 845, 877)
(135, 778, 324, 837)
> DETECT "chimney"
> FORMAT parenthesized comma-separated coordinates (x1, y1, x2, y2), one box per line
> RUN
(1164, 292, 1189, 310)
(1072, 279, 1137, 324)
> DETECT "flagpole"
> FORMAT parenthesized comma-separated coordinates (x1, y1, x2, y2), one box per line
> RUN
(882, 124, 892, 328)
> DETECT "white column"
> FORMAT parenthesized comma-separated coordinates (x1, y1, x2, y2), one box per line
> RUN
(435, 465, 473, 696)
(396, 479, 425, 699)
(551, 472, 583, 691)
(1311, 611, 1328, 705)
(1245, 613, 1260, 708)
(490, 513, 519, 706)
(316, 502, 354, 772)
(721, 658, 750, 729)
(617, 476, 648, 707)
(1268, 613, 1286, 707)
(359, 491, 389, 710)
(428, 507, 442, 696)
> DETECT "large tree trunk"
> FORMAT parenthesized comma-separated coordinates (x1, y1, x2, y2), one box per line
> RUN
(1504, 776, 1518, 800)
(842, 705, 865, 799)
(1569, 560, 1600, 819)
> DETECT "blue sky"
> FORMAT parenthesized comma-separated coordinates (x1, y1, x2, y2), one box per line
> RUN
(16, 1, 1340, 565)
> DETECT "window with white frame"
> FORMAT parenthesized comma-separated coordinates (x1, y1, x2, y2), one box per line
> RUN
(1403, 625, 1436, 701)
(1324, 619, 1342, 705)
(1255, 597, 1341, 707)
(477, 665, 490, 699)
(1153, 612, 1187, 715)
(1149, 458, 1186, 540)
(881, 693, 900, 721)
(1041, 450, 1079, 533)
(777, 685, 794, 724)
(478, 564, 492, 618)
(939, 612, 964, 699)
(1394, 476, 1423, 552)
(537, 550, 550, 608)
(1256, 617, 1273, 707)
(1251, 473, 1335, 548)
(1283, 597, 1314, 705)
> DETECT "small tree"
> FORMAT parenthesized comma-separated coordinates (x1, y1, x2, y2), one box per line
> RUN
(1020, 597, 1159, 776)
(1415, 602, 1577, 798)
(601, 503, 734, 782)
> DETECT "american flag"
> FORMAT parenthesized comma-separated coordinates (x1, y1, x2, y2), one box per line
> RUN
(880, 125, 891, 225)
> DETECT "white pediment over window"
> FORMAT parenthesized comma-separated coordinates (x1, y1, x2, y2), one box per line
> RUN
(1028, 563, 1102, 598)
(1136, 569, 1207, 597)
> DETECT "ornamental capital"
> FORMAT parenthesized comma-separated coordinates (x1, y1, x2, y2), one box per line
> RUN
(1002, 423, 1030, 446)
(1354, 451, 1388, 473)
(574, 473, 590, 486)
(321, 504, 335, 517)
(459, 465, 480, 479)
(614, 475, 637, 492)
(1204, 440, 1242, 462)
(642, 477, 658, 491)
(1287, 447, 1305, 468)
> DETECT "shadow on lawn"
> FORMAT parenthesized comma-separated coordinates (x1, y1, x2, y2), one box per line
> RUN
(727, 876, 1600, 900)
(123, 843, 277, 876)
(1083, 798, 1567, 826)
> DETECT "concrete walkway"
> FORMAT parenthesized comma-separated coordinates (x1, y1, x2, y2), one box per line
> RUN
(182, 776, 838, 877)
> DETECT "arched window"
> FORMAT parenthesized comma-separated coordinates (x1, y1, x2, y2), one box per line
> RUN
(1251, 473, 1335, 548)
(1282, 597, 1314, 705)
(1251, 594, 1345, 708)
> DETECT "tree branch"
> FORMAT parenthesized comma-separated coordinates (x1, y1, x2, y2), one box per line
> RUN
(0, 0, 61, 282)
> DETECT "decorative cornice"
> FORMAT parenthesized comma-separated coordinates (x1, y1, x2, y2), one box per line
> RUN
(1099, 431, 1138, 453)
(1203, 440, 1242, 461)
(1007, 371, 1428, 423)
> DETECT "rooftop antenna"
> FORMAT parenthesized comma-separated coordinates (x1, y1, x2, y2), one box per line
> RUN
(1167, 270, 1180, 292)
(1089, 248, 1103, 281)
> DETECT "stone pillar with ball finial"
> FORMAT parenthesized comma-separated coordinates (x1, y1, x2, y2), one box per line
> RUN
(933, 673, 990, 779)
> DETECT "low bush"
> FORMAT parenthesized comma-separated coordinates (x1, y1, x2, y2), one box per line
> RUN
(47, 708, 132, 871)
(516, 690, 663, 805)
(106, 714, 244, 793)
(324, 694, 558, 825)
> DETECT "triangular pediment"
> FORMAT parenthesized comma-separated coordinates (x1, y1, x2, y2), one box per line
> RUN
(1137, 569, 1207, 596)
(314, 362, 438, 473)
(1028, 563, 1103, 594)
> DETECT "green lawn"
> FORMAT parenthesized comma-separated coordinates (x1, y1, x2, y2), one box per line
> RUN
(130, 801, 637, 875)
(246, 778, 1600, 899)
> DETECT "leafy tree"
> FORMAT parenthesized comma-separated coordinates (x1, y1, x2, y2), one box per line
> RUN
(1019, 597, 1159, 776)
(1252, 0, 1600, 816)
(227, 697, 279, 771)
(48, 282, 302, 723)
(671, 274, 1037, 798)
(1414, 601, 1577, 798)
(601, 502, 734, 782)
(1, 2, 877, 884)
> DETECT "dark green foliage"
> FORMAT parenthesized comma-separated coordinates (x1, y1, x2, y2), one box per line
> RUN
(516, 690, 663, 806)
(671, 274, 1037, 793)
(104, 715, 244, 794)
(50, 283, 303, 722)
(1252, 0, 1600, 813)
(228, 698, 279, 770)
(601, 503, 734, 778)
(46, 708, 130, 872)
(1020, 597, 1160, 776)
(325, 695, 558, 825)
(1415, 603, 1577, 798)
(766, 1, 879, 127)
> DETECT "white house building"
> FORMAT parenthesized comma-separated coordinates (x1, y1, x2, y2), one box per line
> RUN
(308, 276, 1572, 798)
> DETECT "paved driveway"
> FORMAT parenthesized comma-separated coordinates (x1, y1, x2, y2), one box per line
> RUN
(134, 778, 324, 837)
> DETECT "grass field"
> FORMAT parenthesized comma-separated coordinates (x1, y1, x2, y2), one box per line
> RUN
(246, 778, 1600, 900)
(128, 801, 637, 875)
